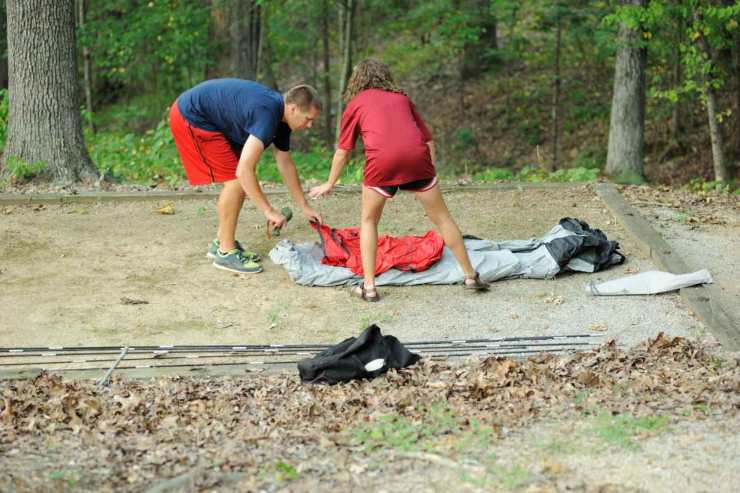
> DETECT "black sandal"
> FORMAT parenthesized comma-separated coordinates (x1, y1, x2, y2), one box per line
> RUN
(463, 272, 489, 291)
(351, 283, 381, 302)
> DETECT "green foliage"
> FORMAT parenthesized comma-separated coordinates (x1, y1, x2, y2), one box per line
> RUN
(5, 156, 46, 181)
(614, 169, 647, 185)
(473, 165, 598, 183)
(0, 89, 8, 149)
(686, 177, 738, 195)
(273, 461, 299, 482)
(86, 117, 183, 185)
(81, 0, 214, 99)
(256, 146, 365, 184)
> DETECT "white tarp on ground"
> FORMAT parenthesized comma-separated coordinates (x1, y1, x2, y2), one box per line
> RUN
(585, 269, 713, 296)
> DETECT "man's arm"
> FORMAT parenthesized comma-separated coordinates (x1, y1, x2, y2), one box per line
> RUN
(274, 148, 323, 223)
(236, 135, 285, 226)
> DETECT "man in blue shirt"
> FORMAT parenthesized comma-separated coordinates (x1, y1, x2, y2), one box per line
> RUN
(170, 79, 323, 274)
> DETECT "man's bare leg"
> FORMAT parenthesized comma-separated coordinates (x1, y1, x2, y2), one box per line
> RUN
(217, 179, 246, 252)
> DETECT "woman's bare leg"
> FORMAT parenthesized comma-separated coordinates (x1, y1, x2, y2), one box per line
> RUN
(360, 186, 388, 289)
(414, 184, 477, 279)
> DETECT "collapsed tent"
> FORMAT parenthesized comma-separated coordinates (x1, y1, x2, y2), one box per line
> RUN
(269, 217, 625, 287)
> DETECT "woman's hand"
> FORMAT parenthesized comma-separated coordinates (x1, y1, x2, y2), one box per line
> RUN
(309, 182, 333, 199)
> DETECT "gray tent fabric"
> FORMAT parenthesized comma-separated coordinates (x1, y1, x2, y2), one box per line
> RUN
(585, 269, 713, 296)
(269, 218, 624, 287)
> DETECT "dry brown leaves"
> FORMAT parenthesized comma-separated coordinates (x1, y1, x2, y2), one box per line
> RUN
(0, 333, 738, 490)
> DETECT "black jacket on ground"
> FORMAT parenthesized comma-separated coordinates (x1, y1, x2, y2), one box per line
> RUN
(297, 325, 421, 384)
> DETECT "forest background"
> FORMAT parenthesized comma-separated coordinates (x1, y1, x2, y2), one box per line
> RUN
(0, 0, 738, 190)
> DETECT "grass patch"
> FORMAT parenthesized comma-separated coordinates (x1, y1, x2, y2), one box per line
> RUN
(591, 412, 668, 451)
(472, 165, 598, 183)
(349, 403, 497, 454)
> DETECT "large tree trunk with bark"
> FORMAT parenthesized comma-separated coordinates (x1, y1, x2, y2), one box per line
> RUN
(2, 0, 97, 183)
(605, 0, 646, 181)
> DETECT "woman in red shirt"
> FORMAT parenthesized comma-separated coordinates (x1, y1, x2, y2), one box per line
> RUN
(310, 59, 488, 301)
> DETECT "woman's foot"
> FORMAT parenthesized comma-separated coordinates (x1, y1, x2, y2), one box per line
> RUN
(351, 283, 381, 302)
(463, 272, 489, 291)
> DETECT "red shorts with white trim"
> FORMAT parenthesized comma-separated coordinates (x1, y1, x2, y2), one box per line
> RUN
(368, 176, 438, 198)
(169, 101, 241, 185)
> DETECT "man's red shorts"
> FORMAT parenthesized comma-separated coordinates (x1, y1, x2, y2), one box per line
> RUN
(169, 101, 241, 185)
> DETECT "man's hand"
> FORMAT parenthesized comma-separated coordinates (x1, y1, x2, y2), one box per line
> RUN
(309, 182, 333, 199)
(265, 208, 288, 230)
(302, 204, 323, 224)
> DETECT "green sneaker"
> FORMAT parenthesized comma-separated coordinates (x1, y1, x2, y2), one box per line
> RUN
(213, 249, 263, 274)
(206, 239, 261, 262)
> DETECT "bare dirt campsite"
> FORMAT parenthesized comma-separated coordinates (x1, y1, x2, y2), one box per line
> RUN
(1, 184, 738, 492)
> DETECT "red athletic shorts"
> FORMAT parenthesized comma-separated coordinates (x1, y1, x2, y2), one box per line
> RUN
(169, 101, 241, 185)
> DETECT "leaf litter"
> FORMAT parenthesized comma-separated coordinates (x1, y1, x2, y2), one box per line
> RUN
(0, 333, 738, 492)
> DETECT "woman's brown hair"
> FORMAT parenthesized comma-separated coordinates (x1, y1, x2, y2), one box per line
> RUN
(343, 59, 405, 103)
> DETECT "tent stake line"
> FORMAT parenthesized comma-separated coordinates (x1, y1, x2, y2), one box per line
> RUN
(0, 334, 599, 355)
(41, 348, 580, 373)
(0, 342, 592, 367)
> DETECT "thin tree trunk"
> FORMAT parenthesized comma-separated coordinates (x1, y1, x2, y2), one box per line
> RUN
(671, 40, 682, 143)
(605, 0, 646, 180)
(2, 0, 97, 183)
(734, 28, 740, 161)
(694, 11, 729, 182)
(230, 0, 260, 79)
(321, 0, 333, 147)
(77, 0, 95, 133)
(335, 0, 355, 141)
(550, 8, 562, 172)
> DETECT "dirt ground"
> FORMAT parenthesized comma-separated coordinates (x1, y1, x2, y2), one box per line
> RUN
(0, 185, 710, 353)
(1, 185, 739, 492)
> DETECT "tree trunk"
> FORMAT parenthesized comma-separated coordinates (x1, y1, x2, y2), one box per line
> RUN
(462, 0, 497, 78)
(549, 8, 562, 172)
(2, 0, 97, 183)
(76, 0, 95, 134)
(734, 27, 740, 162)
(671, 39, 682, 143)
(230, 0, 261, 80)
(694, 11, 729, 182)
(321, 0, 333, 147)
(605, 0, 646, 181)
(335, 0, 355, 141)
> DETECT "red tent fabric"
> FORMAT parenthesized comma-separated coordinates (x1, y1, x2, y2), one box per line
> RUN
(311, 222, 445, 276)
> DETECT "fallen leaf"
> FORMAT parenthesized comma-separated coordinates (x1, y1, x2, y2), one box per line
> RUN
(155, 202, 175, 215)
(589, 323, 608, 332)
(121, 297, 148, 305)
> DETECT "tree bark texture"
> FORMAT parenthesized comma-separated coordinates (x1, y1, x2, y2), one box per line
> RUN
(694, 11, 729, 182)
(605, 0, 646, 179)
(335, 0, 355, 142)
(230, 0, 261, 80)
(2, 0, 97, 182)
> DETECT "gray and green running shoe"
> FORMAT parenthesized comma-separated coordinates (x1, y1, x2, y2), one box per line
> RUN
(213, 249, 263, 274)
(206, 239, 261, 262)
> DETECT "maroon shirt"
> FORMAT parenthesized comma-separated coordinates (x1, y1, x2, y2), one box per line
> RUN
(338, 89, 435, 187)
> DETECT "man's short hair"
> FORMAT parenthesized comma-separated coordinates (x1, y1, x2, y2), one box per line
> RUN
(284, 85, 322, 112)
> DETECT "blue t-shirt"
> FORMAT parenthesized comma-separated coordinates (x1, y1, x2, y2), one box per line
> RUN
(177, 79, 291, 151)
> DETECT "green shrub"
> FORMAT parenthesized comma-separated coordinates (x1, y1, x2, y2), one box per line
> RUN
(473, 166, 515, 181)
(5, 156, 46, 181)
(0, 89, 8, 149)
